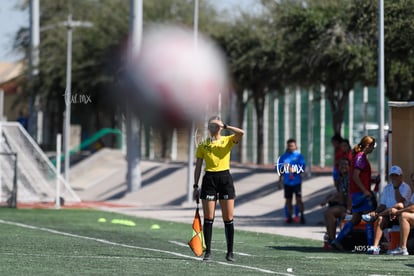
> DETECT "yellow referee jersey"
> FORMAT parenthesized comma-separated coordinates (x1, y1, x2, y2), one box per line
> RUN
(196, 135, 235, 172)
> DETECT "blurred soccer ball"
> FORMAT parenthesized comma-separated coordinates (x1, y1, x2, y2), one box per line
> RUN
(126, 24, 229, 126)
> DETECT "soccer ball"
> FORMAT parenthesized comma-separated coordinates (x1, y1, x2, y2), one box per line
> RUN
(125, 24, 229, 126)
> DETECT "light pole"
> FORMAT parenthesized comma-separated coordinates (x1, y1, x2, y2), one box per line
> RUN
(126, 0, 143, 193)
(63, 15, 93, 184)
(378, 0, 386, 193)
(29, 0, 39, 142)
(186, 0, 199, 204)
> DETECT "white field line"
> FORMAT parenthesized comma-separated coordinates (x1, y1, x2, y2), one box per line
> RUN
(0, 252, 130, 259)
(0, 219, 290, 275)
(305, 256, 340, 259)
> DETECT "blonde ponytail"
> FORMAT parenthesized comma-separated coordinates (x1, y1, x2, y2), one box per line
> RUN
(353, 136, 376, 155)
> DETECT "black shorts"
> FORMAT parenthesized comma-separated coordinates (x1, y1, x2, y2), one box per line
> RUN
(284, 184, 302, 199)
(200, 170, 235, 201)
(382, 216, 399, 228)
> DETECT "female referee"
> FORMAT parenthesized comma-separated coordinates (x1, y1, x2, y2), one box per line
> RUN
(193, 116, 244, 262)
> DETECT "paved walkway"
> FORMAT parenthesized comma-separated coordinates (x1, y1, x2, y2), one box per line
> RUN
(79, 159, 336, 242)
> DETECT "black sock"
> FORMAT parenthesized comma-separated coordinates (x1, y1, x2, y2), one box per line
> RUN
(203, 219, 214, 253)
(224, 220, 234, 253)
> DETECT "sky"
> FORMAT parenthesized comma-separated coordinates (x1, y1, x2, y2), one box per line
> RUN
(0, 0, 27, 62)
(0, 0, 259, 63)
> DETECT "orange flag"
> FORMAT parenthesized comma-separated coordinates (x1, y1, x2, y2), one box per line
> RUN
(188, 207, 206, 256)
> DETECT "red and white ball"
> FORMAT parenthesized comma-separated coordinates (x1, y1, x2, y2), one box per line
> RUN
(126, 24, 229, 126)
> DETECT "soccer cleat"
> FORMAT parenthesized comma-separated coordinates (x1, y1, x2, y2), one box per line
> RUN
(225, 252, 235, 262)
(366, 246, 380, 255)
(362, 214, 377, 223)
(389, 247, 409, 256)
(293, 216, 300, 223)
(329, 240, 344, 251)
(285, 216, 293, 224)
(203, 251, 212, 261)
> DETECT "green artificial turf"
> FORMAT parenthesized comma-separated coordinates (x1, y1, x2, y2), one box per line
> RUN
(0, 208, 412, 275)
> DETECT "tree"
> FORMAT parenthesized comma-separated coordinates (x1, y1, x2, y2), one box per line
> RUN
(349, 0, 414, 101)
(14, 0, 219, 152)
(275, 0, 414, 136)
(213, 11, 282, 164)
(14, 0, 130, 148)
(274, 1, 375, 135)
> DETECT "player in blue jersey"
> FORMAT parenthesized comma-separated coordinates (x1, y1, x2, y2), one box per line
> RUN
(276, 138, 306, 224)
